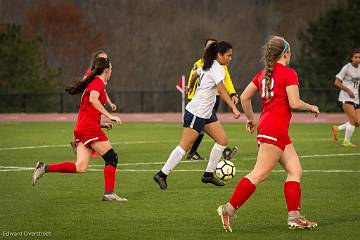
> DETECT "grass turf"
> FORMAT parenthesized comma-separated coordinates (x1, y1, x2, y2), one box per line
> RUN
(0, 122, 359, 239)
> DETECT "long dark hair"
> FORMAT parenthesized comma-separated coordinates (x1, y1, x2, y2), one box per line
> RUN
(65, 57, 110, 95)
(203, 41, 232, 71)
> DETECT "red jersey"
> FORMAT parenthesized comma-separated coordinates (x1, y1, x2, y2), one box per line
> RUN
(74, 77, 107, 133)
(252, 63, 299, 134)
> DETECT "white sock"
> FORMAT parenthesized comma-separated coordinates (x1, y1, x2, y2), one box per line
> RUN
(338, 122, 348, 131)
(161, 146, 186, 175)
(205, 143, 227, 172)
(344, 124, 356, 141)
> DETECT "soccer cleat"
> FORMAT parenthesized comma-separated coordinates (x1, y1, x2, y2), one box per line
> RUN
(201, 175, 225, 186)
(342, 140, 357, 148)
(186, 152, 205, 161)
(223, 146, 238, 160)
(102, 192, 128, 202)
(288, 215, 318, 230)
(32, 161, 46, 186)
(217, 205, 235, 232)
(70, 141, 77, 155)
(153, 172, 168, 190)
(331, 125, 339, 143)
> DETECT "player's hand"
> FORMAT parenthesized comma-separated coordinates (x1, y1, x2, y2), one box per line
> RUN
(347, 91, 355, 98)
(109, 102, 117, 111)
(101, 123, 113, 130)
(232, 107, 241, 119)
(231, 95, 239, 105)
(309, 105, 320, 117)
(246, 119, 256, 134)
(109, 115, 122, 125)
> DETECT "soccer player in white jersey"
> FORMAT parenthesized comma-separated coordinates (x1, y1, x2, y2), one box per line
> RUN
(153, 41, 241, 189)
(332, 48, 360, 147)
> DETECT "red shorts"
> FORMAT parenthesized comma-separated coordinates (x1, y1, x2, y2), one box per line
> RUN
(256, 129, 291, 151)
(74, 129, 108, 147)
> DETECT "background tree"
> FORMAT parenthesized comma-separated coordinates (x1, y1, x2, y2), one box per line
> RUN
(296, 0, 360, 110)
(0, 23, 58, 91)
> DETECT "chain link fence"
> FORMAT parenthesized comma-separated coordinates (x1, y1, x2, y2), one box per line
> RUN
(0, 88, 341, 113)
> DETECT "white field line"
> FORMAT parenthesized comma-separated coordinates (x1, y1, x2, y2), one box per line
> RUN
(0, 138, 341, 151)
(0, 167, 359, 173)
(1, 151, 360, 172)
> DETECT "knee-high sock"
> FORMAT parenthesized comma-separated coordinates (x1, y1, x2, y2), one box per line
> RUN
(338, 122, 348, 131)
(189, 133, 204, 154)
(345, 123, 355, 141)
(104, 165, 116, 193)
(46, 162, 76, 173)
(230, 177, 256, 209)
(284, 181, 301, 212)
(161, 146, 186, 175)
(205, 143, 226, 173)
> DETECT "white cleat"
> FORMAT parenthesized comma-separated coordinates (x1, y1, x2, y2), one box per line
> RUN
(217, 205, 235, 233)
(288, 216, 318, 230)
(32, 161, 46, 186)
(102, 192, 128, 202)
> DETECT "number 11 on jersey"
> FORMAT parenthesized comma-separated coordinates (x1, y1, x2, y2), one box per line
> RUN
(261, 78, 274, 98)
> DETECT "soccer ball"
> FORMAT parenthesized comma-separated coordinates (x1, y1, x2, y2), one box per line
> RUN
(215, 160, 236, 181)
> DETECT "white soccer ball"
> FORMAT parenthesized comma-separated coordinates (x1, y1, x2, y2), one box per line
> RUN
(215, 160, 236, 181)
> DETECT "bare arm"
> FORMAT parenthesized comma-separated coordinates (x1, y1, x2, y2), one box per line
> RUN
(216, 82, 240, 119)
(89, 91, 121, 124)
(240, 82, 258, 133)
(106, 94, 117, 111)
(334, 78, 355, 98)
(286, 85, 319, 115)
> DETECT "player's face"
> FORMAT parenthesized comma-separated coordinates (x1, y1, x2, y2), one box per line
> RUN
(217, 49, 232, 65)
(105, 63, 112, 81)
(284, 48, 291, 65)
(351, 53, 360, 66)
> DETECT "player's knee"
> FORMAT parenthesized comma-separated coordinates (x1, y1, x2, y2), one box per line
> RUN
(102, 149, 118, 168)
(354, 120, 360, 127)
(288, 167, 302, 179)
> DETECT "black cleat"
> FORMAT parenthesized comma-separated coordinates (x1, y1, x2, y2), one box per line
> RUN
(223, 146, 238, 160)
(186, 152, 205, 161)
(153, 172, 168, 190)
(201, 175, 225, 186)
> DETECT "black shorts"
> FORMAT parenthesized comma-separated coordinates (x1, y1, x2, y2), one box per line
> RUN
(337, 101, 360, 111)
(183, 110, 218, 133)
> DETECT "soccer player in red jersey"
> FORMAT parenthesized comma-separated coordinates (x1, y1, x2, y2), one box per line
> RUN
(32, 57, 127, 201)
(217, 36, 320, 232)
(70, 50, 117, 156)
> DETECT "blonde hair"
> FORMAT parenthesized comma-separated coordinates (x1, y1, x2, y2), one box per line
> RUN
(261, 36, 289, 100)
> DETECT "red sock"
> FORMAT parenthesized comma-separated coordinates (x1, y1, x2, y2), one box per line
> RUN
(47, 162, 77, 173)
(230, 177, 256, 209)
(284, 181, 301, 211)
(104, 165, 116, 193)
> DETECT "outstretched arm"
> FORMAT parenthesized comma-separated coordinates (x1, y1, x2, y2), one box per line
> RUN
(286, 85, 319, 115)
(216, 82, 240, 119)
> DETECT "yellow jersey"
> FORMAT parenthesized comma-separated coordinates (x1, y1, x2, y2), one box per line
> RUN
(187, 58, 237, 100)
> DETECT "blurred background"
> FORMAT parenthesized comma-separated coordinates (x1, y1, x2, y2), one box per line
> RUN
(0, 0, 358, 113)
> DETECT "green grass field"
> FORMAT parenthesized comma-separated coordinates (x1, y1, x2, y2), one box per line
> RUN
(0, 122, 359, 239)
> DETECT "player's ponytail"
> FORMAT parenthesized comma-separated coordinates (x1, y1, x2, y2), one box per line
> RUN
(65, 57, 110, 95)
(203, 41, 232, 71)
(203, 42, 218, 71)
(262, 36, 289, 100)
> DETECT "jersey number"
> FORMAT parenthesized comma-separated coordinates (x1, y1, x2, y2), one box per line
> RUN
(197, 73, 204, 87)
(261, 79, 274, 98)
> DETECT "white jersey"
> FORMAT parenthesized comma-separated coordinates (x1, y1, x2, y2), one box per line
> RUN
(336, 63, 360, 104)
(186, 60, 225, 118)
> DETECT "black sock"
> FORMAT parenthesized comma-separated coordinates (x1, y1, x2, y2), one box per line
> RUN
(189, 133, 204, 155)
(158, 170, 167, 178)
(203, 171, 213, 178)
